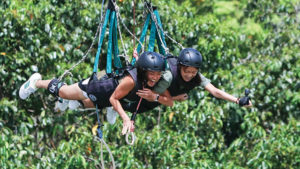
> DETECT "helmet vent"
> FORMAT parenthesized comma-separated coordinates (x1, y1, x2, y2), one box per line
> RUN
(178, 48, 202, 68)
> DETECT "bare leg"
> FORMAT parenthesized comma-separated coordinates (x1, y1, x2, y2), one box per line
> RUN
(36, 80, 86, 100)
(82, 99, 95, 108)
(35, 80, 51, 89)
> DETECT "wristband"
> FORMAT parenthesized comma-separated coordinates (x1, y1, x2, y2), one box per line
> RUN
(154, 94, 160, 102)
(235, 98, 240, 104)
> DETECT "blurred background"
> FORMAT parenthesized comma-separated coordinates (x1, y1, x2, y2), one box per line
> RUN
(0, 0, 299, 168)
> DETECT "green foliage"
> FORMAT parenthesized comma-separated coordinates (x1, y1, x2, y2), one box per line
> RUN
(1, 0, 299, 168)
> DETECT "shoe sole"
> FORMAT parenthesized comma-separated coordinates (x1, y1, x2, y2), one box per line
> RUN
(19, 73, 42, 100)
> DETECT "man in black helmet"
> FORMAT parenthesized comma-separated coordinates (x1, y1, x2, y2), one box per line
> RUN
(133, 48, 252, 113)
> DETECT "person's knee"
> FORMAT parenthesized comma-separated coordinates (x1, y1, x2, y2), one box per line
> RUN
(58, 85, 69, 98)
(47, 78, 65, 97)
(82, 99, 95, 108)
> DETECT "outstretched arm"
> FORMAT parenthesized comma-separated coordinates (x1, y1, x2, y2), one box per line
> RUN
(109, 76, 135, 135)
(204, 83, 252, 107)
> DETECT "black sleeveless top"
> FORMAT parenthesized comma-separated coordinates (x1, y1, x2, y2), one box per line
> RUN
(85, 67, 143, 111)
(167, 57, 200, 96)
(119, 68, 143, 105)
(124, 57, 201, 113)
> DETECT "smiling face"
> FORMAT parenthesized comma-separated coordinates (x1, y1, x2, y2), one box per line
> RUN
(180, 65, 198, 82)
(146, 70, 162, 87)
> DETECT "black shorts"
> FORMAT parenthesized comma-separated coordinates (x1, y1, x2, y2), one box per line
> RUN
(78, 76, 118, 109)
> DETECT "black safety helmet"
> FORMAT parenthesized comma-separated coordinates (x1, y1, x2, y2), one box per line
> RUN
(178, 48, 202, 68)
(136, 51, 165, 71)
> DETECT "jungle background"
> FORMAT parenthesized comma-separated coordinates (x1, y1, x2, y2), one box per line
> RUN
(0, 0, 299, 168)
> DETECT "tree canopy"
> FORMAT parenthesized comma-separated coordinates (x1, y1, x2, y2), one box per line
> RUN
(0, 0, 299, 168)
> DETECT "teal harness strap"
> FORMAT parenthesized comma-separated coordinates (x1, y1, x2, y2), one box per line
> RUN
(132, 13, 151, 65)
(156, 31, 165, 55)
(156, 25, 166, 55)
(106, 11, 116, 74)
(154, 9, 167, 55)
(131, 9, 168, 65)
(94, 9, 111, 73)
(93, 7, 123, 75)
(113, 15, 122, 74)
(148, 19, 157, 52)
(137, 13, 151, 53)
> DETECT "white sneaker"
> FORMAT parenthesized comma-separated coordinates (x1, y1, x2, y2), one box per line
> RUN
(106, 107, 118, 124)
(68, 100, 81, 110)
(19, 73, 42, 100)
(56, 98, 69, 111)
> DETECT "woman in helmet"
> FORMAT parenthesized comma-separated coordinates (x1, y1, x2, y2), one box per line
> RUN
(132, 48, 252, 113)
(168, 48, 252, 105)
(19, 51, 173, 135)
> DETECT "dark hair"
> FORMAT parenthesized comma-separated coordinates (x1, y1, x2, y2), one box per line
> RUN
(137, 67, 147, 84)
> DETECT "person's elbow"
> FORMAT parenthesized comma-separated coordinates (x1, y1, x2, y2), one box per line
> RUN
(109, 95, 115, 106)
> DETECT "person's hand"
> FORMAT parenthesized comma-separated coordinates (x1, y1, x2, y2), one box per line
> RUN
(136, 88, 156, 101)
(172, 93, 188, 101)
(121, 118, 133, 135)
(243, 100, 253, 108)
(237, 92, 252, 108)
(238, 89, 252, 108)
(133, 48, 138, 60)
(130, 120, 135, 132)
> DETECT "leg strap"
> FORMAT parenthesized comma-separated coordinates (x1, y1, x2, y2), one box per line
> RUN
(47, 78, 65, 97)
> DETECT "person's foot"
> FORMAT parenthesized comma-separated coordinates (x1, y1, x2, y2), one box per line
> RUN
(106, 107, 118, 124)
(56, 98, 69, 112)
(19, 73, 42, 100)
(68, 100, 81, 110)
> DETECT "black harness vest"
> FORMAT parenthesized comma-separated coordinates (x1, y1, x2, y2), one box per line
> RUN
(125, 57, 201, 113)
(167, 57, 199, 96)
(119, 68, 143, 106)
(85, 67, 143, 111)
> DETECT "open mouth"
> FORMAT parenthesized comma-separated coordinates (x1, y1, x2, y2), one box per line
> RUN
(184, 77, 192, 81)
(147, 79, 157, 86)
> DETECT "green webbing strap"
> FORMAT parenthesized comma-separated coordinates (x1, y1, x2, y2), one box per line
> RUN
(113, 15, 122, 74)
(156, 31, 165, 55)
(154, 9, 167, 55)
(148, 19, 157, 52)
(94, 9, 111, 73)
(106, 11, 116, 74)
(132, 13, 151, 65)
(131, 9, 168, 64)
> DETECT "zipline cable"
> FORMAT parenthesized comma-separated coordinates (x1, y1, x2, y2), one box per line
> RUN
(143, 1, 169, 54)
(110, 0, 145, 55)
(133, 0, 136, 48)
(115, 7, 129, 62)
(58, 0, 107, 81)
(95, 106, 116, 169)
(143, 0, 184, 50)
(94, 137, 116, 169)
